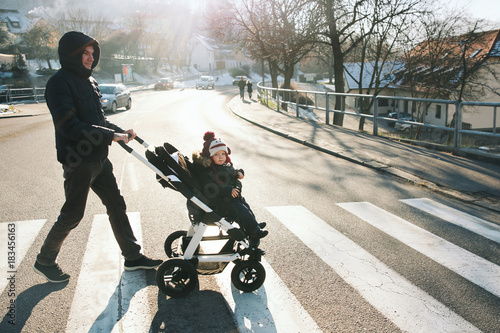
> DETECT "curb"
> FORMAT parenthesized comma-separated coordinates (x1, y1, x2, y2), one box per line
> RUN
(228, 98, 500, 214)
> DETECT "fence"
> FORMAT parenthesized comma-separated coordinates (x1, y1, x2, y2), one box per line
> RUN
(0, 87, 46, 104)
(257, 82, 500, 154)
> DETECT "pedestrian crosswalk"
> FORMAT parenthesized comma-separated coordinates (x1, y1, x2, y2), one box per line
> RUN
(267, 205, 481, 333)
(338, 201, 500, 299)
(1, 198, 499, 332)
(66, 213, 151, 333)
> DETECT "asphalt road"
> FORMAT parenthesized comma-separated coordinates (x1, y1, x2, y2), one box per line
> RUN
(0, 86, 499, 332)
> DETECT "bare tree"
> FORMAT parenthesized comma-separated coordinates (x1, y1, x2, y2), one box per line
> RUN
(207, 0, 319, 93)
(52, 8, 112, 41)
(315, 0, 424, 126)
(397, 14, 498, 134)
(22, 20, 59, 70)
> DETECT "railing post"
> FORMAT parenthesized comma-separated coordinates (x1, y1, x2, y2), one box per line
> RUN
(296, 90, 299, 117)
(33, 88, 37, 102)
(277, 89, 280, 112)
(454, 103, 462, 149)
(373, 95, 379, 136)
(325, 92, 330, 125)
(493, 106, 497, 134)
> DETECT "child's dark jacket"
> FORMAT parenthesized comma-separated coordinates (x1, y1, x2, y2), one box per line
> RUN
(192, 152, 243, 219)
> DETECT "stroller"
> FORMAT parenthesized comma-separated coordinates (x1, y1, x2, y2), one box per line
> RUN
(119, 136, 266, 298)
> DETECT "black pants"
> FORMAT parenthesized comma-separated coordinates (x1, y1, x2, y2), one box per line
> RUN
(37, 158, 142, 265)
(233, 198, 259, 235)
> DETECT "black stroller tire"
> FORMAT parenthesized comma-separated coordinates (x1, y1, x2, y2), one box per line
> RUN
(231, 260, 266, 292)
(164, 230, 200, 257)
(164, 230, 187, 257)
(156, 259, 199, 298)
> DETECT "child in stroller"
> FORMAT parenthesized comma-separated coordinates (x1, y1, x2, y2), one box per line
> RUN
(192, 131, 268, 239)
(119, 133, 267, 297)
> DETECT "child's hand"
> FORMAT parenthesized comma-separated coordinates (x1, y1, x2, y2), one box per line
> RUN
(237, 171, 244, 180)
(231, 187, 240, 198)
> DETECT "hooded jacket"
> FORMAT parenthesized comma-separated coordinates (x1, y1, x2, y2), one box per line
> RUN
(45, 31, 124, 166)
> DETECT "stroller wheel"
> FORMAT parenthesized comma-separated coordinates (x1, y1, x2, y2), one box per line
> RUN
(231, 260, 266, 292)
(164, 230, 200, 258)
(156, 258, 199, 298)
(164, 230, 187, 257)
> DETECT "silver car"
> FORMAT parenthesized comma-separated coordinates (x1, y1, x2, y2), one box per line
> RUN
(196, 76, 215, 89)
(99, 83, 132, 113)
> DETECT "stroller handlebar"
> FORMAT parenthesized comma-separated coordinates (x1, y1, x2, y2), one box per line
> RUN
(118, 133, 148, 153)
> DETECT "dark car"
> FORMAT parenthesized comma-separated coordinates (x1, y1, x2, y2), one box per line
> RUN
(99, 83, 132, 113)
(154, 78, 174, 90)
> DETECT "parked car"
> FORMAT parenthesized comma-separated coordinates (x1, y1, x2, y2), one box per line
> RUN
(99, 83, 131, 113)
(232, 76, 248, 86)
(394, 113, 416, 131)
(154, 78, 174, 90)
(388, 112, 412, 119)
(387, 112, 413, 127)
(196, 76, 215, 89)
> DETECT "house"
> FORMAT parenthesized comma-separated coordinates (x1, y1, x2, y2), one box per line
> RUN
(395, 28, 500, 130)
(188, 34, 217, 73)
(343, 29, 500, 131)
(0, 9, 31, 35)
(461, 29, 500, 131)
(343, 61, 406, 115)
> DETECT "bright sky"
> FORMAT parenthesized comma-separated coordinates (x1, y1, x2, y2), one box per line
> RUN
(449, 0, 500, 24)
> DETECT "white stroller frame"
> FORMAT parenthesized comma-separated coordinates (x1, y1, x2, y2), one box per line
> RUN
(119, 136, 266, 298)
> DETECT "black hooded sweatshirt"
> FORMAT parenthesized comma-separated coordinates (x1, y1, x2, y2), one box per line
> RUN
(45, 31, 124, 166)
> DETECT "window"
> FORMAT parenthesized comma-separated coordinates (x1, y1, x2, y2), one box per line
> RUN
(470, 49, 482, 58)
(8, 16, 20, 28)
(436, 105, 442, 119)
(378, 98, 389, 107)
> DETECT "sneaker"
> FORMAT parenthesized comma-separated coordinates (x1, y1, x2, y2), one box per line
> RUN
(249, 229, 268, 239)
(258, 222, 267, 229)
(124, 255, 163, 271)
(34, 261, 70, 283)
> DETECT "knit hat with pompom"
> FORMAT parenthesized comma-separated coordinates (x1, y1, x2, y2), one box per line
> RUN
(201, 131, 232, 157)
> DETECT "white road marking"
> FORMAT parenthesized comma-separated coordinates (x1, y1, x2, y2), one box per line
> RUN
(215, 258, 321, 333)
(0, 219, 46, 291)
(66, 213, 151, 333)
(127, 162, 140, 192)
(401, 198, 500, 244)
(268, 205, 479, 333)
(338, 202, 500, 298)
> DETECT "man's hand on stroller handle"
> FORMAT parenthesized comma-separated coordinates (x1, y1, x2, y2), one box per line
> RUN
(113, 129, 137, 144)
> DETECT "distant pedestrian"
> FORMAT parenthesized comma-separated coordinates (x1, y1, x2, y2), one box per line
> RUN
(246, 80, 253, 99)
(238, 77, 246, 100)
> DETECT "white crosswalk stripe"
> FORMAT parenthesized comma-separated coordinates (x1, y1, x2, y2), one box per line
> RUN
(338, 201, 500, 299)
(1, 198, 498, 332)
(0, 220, 46, 292)
(215, 258, 322, 333)
(401, 198, 500, 244)
(66, 212, 151, 333)
(267, 205, 481, 333)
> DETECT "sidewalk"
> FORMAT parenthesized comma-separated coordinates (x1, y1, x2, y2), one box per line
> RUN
(228, 96, 500, 214)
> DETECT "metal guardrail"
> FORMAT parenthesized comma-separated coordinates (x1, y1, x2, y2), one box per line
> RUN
(0, 87, 46, 104)
(256, 82, 500, 152)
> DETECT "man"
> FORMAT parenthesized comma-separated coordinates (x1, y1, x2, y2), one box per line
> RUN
(237, 77, 246, 100)
(34, 31, 162, 283)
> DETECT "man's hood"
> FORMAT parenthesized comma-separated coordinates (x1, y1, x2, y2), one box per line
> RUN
(58, 31, 100, 77)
